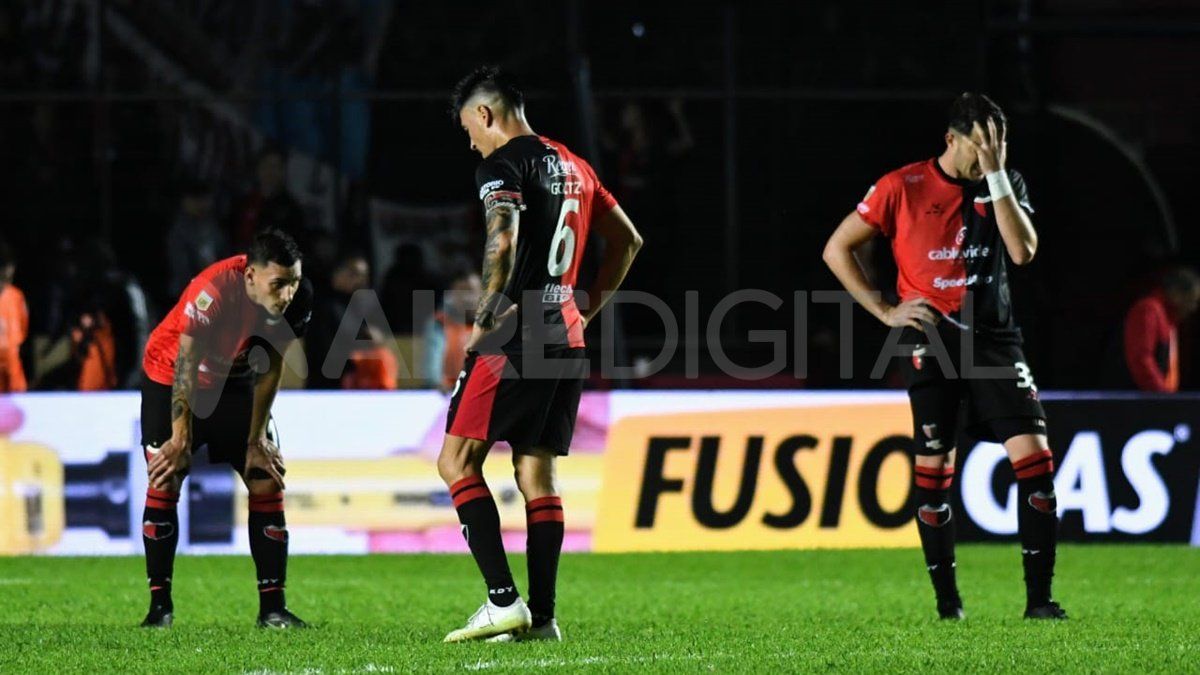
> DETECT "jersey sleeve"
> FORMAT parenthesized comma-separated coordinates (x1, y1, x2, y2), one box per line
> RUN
(181, 282, 223, 339)
(855, 173, 901, 237)
(592, 176, 619, 218)
(475, 155, 526, 213)
(1008, 169, 1034, 214)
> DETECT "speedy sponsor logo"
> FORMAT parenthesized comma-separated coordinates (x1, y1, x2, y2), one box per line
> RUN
(594, 404, 918, 552)
(932, 274, 994, 290)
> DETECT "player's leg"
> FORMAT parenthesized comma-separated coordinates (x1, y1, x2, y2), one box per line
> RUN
(441, 351, 546, 641)
(210, 386, 306, 627)
(439, 433, 534, 641)
(971, 339, 1065, 619)
(243, 472, 305, 628)
(437, 432, 520, 604)
(902, 325, 966, 619)
(512, 449, 564, 640)
(909, 381, 964, 619)
(139, 380, 184, 627)
(996, 424, 1065, 619)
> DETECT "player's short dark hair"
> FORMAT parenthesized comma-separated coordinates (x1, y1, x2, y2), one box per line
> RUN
(1162, 266, 1200, 296)
(948, 92, 1006, 137)
(449, 66, 525, 121)
(248, 229, 302, 268)
(0, 238, 13, 269)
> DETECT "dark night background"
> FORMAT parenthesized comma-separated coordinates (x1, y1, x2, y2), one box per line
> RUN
(1, 0, 1197, 390)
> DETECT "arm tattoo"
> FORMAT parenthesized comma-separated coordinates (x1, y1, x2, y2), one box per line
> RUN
(476, 205, 518, 328)
(171, 342, 197, 422)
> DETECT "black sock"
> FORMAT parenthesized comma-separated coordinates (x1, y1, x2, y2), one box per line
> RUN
(525, 495, 564, 625)
(248, 492, 289, 614)
(143, 488, 180, 609)
(1013, 450, 1058, 607)
(451, 476, 518, 607)
(914, 465, 959, 606)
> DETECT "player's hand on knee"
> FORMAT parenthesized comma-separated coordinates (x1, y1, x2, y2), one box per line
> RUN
(148, 436, 191, 489)
(245, 437, 286, 489)
(883, 298, 937, 331)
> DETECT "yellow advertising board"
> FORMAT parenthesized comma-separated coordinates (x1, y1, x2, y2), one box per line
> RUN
(595, 403, 920, 551)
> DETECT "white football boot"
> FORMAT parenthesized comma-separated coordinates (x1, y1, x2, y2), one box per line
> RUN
(487, 617, 562, 643)
(444, 598, 533, 643)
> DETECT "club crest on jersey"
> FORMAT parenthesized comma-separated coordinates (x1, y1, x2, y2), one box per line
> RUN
(195, 291, 214, 312)
(922, 423, 938, 439)
(263, 525, 289, 543)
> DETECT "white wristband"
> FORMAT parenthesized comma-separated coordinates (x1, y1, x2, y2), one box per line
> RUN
(985, 170, 1013, 200)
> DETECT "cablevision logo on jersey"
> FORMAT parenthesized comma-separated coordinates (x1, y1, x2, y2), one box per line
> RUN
(594, 403, 919, 551)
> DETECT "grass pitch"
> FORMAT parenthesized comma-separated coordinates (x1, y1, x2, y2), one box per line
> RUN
(1, 545, 1197, 673)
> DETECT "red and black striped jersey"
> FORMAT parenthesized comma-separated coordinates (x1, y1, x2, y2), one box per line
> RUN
(474, 135, 618, 352)
(857, 158, 1034, 337)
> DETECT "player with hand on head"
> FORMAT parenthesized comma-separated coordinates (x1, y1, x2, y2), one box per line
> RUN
(139, 228, 313, 628)
(823, 93, 1065, 620)
(438, 66, 642, 643)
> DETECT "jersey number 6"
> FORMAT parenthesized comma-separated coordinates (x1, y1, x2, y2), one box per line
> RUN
(547, 198, 580, 277)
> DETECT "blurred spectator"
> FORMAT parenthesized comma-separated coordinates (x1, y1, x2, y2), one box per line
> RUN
(167, 181, 228, 298)
(230, 145, 308, 250)
(306, 251, 371, 389)
(0, 240, 28, 392)
(381, 242, 451, 388)
(437, 269, 482, 392)
(67, 310, 117, 391)
(381, 242, 441, 334)
(30, 238, 134, 391)
(341, 320, 399, 391)
(84, 239, 150, 388)
(1108, 266, 1200, 393)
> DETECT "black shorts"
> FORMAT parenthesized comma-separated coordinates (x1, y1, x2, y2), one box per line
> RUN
(900, 326, 1047, 455)
(445, 348, 587, 455)
(140, 378, 269, 474)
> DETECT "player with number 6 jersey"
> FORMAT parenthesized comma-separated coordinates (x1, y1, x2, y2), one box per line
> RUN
(435, 66, 642, 643)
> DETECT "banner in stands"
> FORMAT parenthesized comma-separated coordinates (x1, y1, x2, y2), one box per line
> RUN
(1, 391, 1197, 555)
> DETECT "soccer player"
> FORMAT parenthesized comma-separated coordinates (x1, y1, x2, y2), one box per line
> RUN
(823, 94, 1066, 620)
(138, 229, 313, 628)
(438, 66, 642, 642)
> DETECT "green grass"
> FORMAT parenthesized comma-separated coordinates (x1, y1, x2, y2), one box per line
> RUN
(1, 545, 1197, 673)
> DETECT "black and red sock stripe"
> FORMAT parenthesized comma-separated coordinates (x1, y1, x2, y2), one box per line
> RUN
(249, 492, 285, 513)
(451, 475, 493, 508)
(1012, 450, 1054, 480)
(526, 496, 564, 525)
(145, 488, 179, 511)
(914, 465, 955, 490)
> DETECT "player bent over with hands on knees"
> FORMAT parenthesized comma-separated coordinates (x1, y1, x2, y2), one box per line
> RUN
(139, 229, 313, 628)
(823, 93, 1065, 621)
(438, 66, 642, 643)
